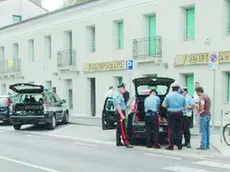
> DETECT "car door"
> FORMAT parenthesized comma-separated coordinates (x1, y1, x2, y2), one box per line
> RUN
(49, 94, 63, 120)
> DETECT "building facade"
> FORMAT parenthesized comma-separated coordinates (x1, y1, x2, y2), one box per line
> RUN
(0, 0, 230, 125)
(0, 0, 47, 28)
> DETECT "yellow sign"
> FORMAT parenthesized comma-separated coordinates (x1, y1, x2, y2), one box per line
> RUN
(174, 53, 209, 66)
(8, 59, 13, 67)
(83, 60, 125, 72)
(219, 51, 230, 63)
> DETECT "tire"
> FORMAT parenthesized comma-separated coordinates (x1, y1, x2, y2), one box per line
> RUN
(62, 112, 69, 125)
(47, 116, 56, 130)
(223, 123, 230, 146)
(13, 124, 21, 130)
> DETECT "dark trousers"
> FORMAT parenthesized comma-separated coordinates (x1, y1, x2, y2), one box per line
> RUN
(116, 110, 129, 146)
(168, 111, 183, 146)
(145, 112, 159, 147)
(182, 116, 191, 144)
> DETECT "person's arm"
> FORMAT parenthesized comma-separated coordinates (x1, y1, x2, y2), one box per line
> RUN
(186, 97, 195, 110)
(157, 97, 161, 112)
(162, 96, 168, 108)
(199, 98, 205, 114)
(182, 97, 186, 110)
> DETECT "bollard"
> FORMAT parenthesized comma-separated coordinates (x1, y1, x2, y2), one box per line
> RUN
(220, 110, 224, 143)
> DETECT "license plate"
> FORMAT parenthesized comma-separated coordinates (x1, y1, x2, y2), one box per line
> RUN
(159, 127, 163, 132)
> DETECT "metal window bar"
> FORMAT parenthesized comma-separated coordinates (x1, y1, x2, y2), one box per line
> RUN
(57, 49, 76, 68)
(185, 28, 195, 40)
(117, 39, 124, 49)
(133, 36, 162, 59)
(91, 40, 95, 52)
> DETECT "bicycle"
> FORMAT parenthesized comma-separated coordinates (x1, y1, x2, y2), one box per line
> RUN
(223, 121, 230, 146)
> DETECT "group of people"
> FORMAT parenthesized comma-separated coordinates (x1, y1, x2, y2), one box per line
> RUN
(105, 81, 211, 151)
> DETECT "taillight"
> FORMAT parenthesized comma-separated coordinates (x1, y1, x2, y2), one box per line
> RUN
(9, 104, 14, 111)
(135, 116, 141, 121)
(43, 104, 49, 110)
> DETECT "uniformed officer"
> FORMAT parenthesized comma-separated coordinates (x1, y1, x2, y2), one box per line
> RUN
(162, 84, 186, 150)
(114, 83, 133, 148)
(144, 89, 161, 148)
(181, 87, 195, 148)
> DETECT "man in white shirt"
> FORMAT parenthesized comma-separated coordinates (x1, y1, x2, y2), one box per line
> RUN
(193, 82, 200, 126)
(105, 86, 115, 98)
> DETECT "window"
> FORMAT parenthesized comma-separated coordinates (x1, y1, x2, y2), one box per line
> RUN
(64, 31, 73, 65)
(185, 7, 195, 40)
(137, 85, 168, 96)
(12, 43, 19, 59)
(228, 0, 230, 33)
(44, 36, 51, 59)
(148, 15, 156, 55)
(227, 74, 230, 102)
(117, 21, 124, 49)
(13, 15, 22, 23)
(28, 39, 34, 61)
(0, 46, 5, 60)
(185, 74, 194, 96)
(88, 26, 95, 52)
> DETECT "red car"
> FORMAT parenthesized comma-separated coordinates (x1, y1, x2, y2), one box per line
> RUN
(125, 77, 175, 144)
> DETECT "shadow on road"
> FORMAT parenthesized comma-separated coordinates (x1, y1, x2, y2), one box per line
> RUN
(20, 124, 64, 132)
(0, 122, 12, 126)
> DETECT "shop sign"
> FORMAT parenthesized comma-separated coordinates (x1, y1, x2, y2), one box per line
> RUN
(83, 60, 125, 72)
(219, 51, 230, 63)
(174, 53, 209, 66)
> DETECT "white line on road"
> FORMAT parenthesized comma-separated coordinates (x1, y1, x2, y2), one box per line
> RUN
(74, 141, 97, 147)
(0, 155, 62, 172)
(163, 166, 212, 172)
(26, 135, 43, 139)
(193, 160, 230, 169)
(144, 153, 181, 160)
(48, 125, 73, 134)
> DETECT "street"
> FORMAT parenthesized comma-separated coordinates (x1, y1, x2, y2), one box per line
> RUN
(0, 122, 229, 172)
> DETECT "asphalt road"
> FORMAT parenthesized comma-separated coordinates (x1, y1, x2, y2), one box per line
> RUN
(0, 124, 229, 172)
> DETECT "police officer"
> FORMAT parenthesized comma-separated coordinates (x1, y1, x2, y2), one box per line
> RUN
(162, 84, 186, 150)
(114, 83, 133, 148)
(144, 89, 161, 148)
(181, 87, 195, 148)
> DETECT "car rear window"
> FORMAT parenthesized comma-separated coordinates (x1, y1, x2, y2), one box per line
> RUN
(137, 85, 168, 96)
(16, 94, 45, 103)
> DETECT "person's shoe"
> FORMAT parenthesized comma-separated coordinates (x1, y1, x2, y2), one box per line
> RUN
(197, 147, 206, 150)
(125, 144, 133, 148)
(187, 143, 191, 148)
(154, 144, 161, 149)
(147, 145, 153, 148)
(166, 145, 174, 150)
(177, 145, 183, 150)
(116, 142, 124, 146)
(182, 143, 187, 147)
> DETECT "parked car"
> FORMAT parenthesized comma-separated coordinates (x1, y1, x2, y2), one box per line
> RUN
(0, 95, 13, 124)
(9, 83, 69, 130)
(125, 77, 175, 145)
(102, 97, 117, 130)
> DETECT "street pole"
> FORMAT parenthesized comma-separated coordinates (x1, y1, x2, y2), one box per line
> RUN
(129, 71, 132, 96)
(212, 70, 216, 132)
(220, 109, 223, 143)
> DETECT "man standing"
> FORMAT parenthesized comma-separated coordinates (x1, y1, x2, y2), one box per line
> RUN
(162, 84, 186, 150)
(144, 89, 161, 148)
(105, 86, 115, 98)
(114, 83, 133, 148)
(194, 82, 200, 125)
(195, 86, 211, 150)
(181, 87, 195, 148)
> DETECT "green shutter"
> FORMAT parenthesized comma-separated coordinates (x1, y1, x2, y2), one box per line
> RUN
(186, 8, 195, 40)
(185, 74, 194, 96)
(118, 22, 124, 49)
(227, 74, 230, 102)
(149, 15, 156, 55)
(118, 77, 123, 84)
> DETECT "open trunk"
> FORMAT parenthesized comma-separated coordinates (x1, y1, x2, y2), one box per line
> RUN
(13, 102, 44, 116)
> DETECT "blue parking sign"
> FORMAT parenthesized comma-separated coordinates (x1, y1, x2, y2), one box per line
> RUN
(126, 60, 133, 71)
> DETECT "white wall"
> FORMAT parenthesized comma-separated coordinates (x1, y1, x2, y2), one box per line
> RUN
(0, 0, 229, 125)
(0, 0, 46, 28)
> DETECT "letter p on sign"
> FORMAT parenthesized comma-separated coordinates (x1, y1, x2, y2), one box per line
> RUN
(126, 60, 133, 71)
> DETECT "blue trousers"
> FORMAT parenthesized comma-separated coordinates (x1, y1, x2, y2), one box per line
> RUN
(200, 115, 211, 148)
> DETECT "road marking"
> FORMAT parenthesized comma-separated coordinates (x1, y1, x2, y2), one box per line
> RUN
(74, 141, 97, 147)
(193, 160, 230, 169)
(0, 155, 62, 172)
(48, 125, 73, 134)
(163, 166, 212, 172)
(26, 135, 43, 139)
(145, 153, 181, 160)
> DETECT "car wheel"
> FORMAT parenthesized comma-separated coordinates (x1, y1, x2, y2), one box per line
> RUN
(47, 116, 56, 130)
(62, 112, 69, 125)
(13, 124, 21, 130)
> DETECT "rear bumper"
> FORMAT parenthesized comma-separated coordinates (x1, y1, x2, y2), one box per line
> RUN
(0, 113, 10, 121)
(10, 116, 52, 125)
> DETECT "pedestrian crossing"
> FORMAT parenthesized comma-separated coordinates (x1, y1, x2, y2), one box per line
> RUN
(162, 160, 230, 172)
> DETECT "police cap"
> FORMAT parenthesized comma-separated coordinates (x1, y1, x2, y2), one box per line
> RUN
(117, 83, 126, 88)
(171, 84, 180, 88)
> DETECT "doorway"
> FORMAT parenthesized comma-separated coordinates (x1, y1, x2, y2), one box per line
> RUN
(114, 76, 123, 86)
(45, 80, 52, 92)
(89, 78, 96, 116)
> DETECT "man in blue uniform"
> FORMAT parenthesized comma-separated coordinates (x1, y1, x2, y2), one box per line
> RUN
(162, 84, 186, 150)
(181, 87, 195, 148)
(144, 89, 161, 148)
(114, 83, 133, 148)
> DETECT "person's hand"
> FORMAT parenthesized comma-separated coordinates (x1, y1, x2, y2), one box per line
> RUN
(121, 115, 125, 121)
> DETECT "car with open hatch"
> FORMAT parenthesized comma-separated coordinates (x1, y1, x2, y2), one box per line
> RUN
(9, 83, 69, 130)
(125, 77, 175, 144)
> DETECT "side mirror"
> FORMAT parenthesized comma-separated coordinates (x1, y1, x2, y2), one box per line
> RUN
(62, 99, 66, 104)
